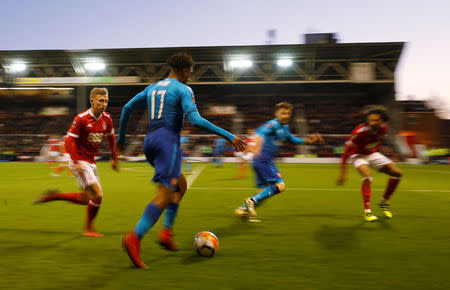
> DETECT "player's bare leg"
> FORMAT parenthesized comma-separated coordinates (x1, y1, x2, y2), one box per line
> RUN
(33, 189, 90, 205)
(378, 163, 402, 218)
(158, 173, 187, 251)
(46, 156, 57, 169)
(237, 162, 247, 178)
(52, 162, 69, 176)
(356, 164, 378, 222)
(83, 183, 104, 237)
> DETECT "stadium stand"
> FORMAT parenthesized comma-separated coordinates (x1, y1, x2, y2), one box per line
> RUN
(2, 42, 428, 161)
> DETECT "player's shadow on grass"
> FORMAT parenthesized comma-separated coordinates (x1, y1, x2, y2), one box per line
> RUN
(314, 220, 393, 250)
(120, 252, 175, 270)
(0, 228, 82, 252)
(292, 213, 358, 218)
(0, 228, 78, 235)
(314, 224, 359, 250)
(180, 252, 217, 265)
(94, 230, 129, 236)
(215, 177, 241, 181)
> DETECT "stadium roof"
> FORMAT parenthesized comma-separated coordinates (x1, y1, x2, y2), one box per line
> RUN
(0, 42, 404, 86)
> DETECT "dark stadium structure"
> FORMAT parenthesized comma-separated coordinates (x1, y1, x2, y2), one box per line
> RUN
(0, 42, 406, 159)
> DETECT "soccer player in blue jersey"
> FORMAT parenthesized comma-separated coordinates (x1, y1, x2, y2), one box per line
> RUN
(235, 101, 323, 221)
(212, 137, 227, 167)
(115, 53, 246, 268)
(180, 130, 193, 174)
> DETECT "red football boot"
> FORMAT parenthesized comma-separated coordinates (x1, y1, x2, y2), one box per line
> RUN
(122, 231, 148, 269)
(83, 229, 104, 237)
(158, 227, 180, 251)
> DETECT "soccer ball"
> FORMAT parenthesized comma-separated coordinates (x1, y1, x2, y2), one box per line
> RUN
(193, 231, 219, 257)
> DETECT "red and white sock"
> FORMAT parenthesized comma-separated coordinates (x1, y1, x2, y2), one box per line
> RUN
(238, 163, 247, 177)
(361, 177, 373, 212)
(381, 177, 401, 203)
(86, 198, 102, 230)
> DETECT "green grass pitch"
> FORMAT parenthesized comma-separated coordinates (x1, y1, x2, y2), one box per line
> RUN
(0, 162, 449, 289)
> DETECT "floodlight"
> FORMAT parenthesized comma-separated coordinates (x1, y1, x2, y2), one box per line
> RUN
(84, 62, 106, 71)
(10, 63, 27, 72)
(229, 60, 253, 69)
(276, 59, 293, 67)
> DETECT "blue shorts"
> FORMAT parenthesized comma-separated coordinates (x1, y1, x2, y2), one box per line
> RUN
(144, 127, 181, 190)
(252, 158, 283, 188)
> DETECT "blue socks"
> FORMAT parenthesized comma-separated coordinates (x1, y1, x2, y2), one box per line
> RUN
(134, 203, 162, 239)
(214, 158, 223, 167)
(252, 184, 280, 204)
(163, 202, 179, 229)
(134, 202, 180, 239)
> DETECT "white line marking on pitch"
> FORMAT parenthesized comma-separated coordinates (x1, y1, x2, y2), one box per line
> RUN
(122, 165, 205, 188)
(407, 168, 450, 174)
(186, 165, 206, 188)
(189, 187, 450, 192)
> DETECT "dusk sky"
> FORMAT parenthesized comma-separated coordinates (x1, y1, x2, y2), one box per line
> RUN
(1, 0, 449, 117)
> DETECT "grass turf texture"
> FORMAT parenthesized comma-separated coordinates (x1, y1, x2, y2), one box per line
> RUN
(0, 162, 449, 289)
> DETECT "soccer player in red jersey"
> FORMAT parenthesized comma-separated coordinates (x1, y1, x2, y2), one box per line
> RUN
(337, 109, 402, 222)
(42, 135, 62, 168)
(235, 129, 257, 178)
(50, 136, 71, 176)
(34, 88, 119, 237)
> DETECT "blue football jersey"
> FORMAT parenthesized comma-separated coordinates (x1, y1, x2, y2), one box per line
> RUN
(117, 78, 234, 144)
(131, 78, 196, 134)
(256, 119, 303, 160)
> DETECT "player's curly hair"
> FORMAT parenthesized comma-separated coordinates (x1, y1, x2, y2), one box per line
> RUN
(366, 108, 389, 122)
(276, 101, 294, 111)
(167, 52, 195, 70)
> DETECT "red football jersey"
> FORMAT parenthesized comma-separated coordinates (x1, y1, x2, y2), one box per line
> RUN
(245, 135, 257, 147)
(345, 123, 388, 155)
(60, 136, 68, 154)
(47, 138, 60, 152)
(66, 109, 115, 163)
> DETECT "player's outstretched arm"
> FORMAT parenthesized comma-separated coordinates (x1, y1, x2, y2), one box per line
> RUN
(65, 135, 84, 174)
(114, 143, 125, 158)
(107, 134, 119, 172)
(231, 137, 246, 152)
(181, 88, 245, 152)
(116, 88, 148, 146)
(286, 131, 323, 145)
(305, 132, 324, 144)
(111, 159, 119, 171)
(337, 143, 352, 185)
(187, 111, 246, 152)
(337, 170, 347, 185)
